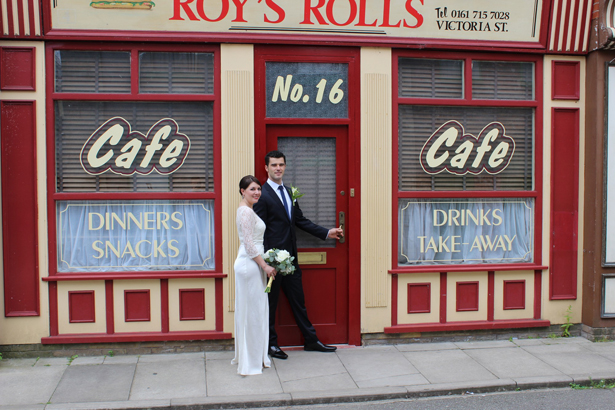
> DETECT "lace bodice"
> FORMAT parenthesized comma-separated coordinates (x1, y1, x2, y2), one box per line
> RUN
(236, 206, 266, 259)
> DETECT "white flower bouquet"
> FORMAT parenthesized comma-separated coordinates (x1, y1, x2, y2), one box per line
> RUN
(263, 248, 296, 293)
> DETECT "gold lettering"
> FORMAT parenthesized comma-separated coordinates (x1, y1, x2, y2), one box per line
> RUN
(154, 240, 166, 257)
(92, 241, 104, 258)
(168, 240, 180, 257)
(171, 212, 184, 229)
(105, 240, 121, 258)
(121, 241, 136, 258)
(88, 213, 104, 230)
(111, 213, 127, 230)
(136, 240, 151, 258)
(157, 212, 170, 230)
(127, 212, 143, 229)
(144, 212, 155, 229)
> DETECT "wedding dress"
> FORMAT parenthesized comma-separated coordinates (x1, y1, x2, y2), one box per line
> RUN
(232, 206, 271, 375)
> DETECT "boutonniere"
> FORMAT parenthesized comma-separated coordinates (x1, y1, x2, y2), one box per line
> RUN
(290, 186, 304, 204)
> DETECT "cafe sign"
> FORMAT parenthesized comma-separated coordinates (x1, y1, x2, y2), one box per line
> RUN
(80, 117, 191, 176)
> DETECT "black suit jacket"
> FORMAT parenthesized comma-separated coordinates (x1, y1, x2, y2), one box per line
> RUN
(254, 182, 328, 265)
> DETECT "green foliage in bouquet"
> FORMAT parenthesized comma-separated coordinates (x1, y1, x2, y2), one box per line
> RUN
(263, 248, 296, 292)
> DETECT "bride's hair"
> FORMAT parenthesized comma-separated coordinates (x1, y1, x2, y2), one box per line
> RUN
(239, 175, 261, 195)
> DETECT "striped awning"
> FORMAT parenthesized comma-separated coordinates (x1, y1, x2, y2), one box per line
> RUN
(548, 0, 593, 53)
(0, 0, 42, 38)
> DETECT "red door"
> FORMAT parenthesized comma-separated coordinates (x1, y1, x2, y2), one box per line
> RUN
(264, 124, 349, 345)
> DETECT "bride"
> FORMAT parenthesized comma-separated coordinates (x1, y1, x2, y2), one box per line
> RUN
(232, 175, 276, 375)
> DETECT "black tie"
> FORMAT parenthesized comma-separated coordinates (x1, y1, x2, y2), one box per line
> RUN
(278, 185, 290, 218)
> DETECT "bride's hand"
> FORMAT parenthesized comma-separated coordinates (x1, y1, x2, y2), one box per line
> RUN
(263, 265, 276, 278)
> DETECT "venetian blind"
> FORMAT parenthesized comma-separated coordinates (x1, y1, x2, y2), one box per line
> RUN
(398, 106, 534, 191)
(54, 50, 131, 93)
(278, 137, 336, 249)
(139, 52, 214, 94)
(398, 58, 463, 99)
(472, 61, 534, 100)
(55, 101, 214, 193)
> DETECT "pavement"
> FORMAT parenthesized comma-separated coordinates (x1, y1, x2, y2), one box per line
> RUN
(1, 337, 615, 410)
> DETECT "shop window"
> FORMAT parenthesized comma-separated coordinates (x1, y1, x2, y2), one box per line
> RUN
(50, 45, 219, 275)
(395, 53, 540, 267)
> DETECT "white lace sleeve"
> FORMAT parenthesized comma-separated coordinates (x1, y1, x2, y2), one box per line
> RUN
(238, 207, 261, 259)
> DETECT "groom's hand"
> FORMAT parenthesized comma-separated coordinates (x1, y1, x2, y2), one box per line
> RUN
(327, 227, 344, 240)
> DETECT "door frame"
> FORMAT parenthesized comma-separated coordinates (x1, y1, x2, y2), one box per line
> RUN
(254, 45, 361, 346)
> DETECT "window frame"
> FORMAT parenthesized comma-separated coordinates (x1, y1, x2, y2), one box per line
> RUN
(45, 42, 222, 279)
(392, 50, 544, 272)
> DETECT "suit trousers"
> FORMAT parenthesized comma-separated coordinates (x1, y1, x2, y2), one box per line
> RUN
(267, 268, 318, 347)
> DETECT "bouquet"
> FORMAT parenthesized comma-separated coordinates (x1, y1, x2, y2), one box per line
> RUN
(263, 248, 296, 293)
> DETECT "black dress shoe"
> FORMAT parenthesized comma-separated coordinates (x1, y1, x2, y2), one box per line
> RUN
(268, 345, 288, 359)
(304, 341, 337, 352)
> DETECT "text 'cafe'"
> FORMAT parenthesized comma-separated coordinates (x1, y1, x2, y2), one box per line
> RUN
(0, 0, 606, 353)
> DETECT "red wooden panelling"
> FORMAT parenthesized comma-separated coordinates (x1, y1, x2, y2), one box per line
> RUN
(550, 108, 579, 300)
(161, 279, 169, 332)
(503, 280, 526, 310)
(68, 291, 95, 323)
(487, 272, 495, 321)
(456, 281, 479, 312)
(385, 319, 551, 334)
(534, 270, 542, 319)
(105, 280, 114, 334)
(439, 272, 447, 323)
(407, 283, 430, 314)
(552, 61, 580, 100)
(0, 47, 35, 90)
(124, 290, 151, 322)
(179, 289, 205, 321)
(1, 101, 39, 317)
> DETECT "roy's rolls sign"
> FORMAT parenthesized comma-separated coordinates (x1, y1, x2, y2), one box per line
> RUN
(80, 117, 191, 176)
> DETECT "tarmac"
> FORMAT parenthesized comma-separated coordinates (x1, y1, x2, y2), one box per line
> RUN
(1, 337, 615, 410)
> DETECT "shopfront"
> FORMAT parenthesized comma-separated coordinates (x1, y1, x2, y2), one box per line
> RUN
(0, 0, 596, 352)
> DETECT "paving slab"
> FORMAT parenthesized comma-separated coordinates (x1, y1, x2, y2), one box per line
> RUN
(102, 355, 139, 365)
(274, 350, 347, 382)
(205, 351, 234, 361)
(0, 366, 66, 406)
(290, 386, 408, 405)
(33, 357, 70, 367)
(282, 372, 358, 393)
(71, 356, 105, 365)
(45, 400, 170, 410)
(0, 405, 45, 410)
(405, 378, 517, 398)
(50, 364, 135, 403)
(172, 393, 292, 408)
(0, 358, 38, 368)
(512, 338, 547, 346)
(354, 373, 429, 389)
(464, 346, 564, 378)
(394, 342, 458, 352)
(136, 352, 204, 363)
(513, 374, 573, 389)
(454, 340, 516, 349)
(129, 354, 206, 400)
(336, 346, 419, 383)
(403, 349, 498, 384)
(205, 356, 283, 396)
(521, 343, 615, 375)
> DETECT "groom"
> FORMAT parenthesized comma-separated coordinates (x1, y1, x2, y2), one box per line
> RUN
(254, 150, 343, 360)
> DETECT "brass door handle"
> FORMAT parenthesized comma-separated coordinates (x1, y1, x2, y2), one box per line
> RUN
(339, 211, 345, 243)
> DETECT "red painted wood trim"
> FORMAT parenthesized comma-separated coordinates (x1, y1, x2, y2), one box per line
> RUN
(577, 0, 591, 53)
(561, 0, 573, 52)
(407, 283, 431, 314)
(41, 331, 233, 344)
(552, 60, 580, 100)
(456, 281, 480, 312)
(534, 270, 542, 319)
(487, 271, 495, 321)
(43, 272, 227, 281)
(52, 192, 218, 201)
(0, 0, 4, 35)
(16, 0, 25, 36)
(105, 280, 115, 334)
(389, 265, 549, 274)
(179, 288, 205, 321)
(569, 0, 581, 53)
(48, 93, 215, 102)
(440, 272, 447, 323)
(549, 108, 579, 300)
(215, 278, 223, 331)
(5, 0, 14, 36)
(391, 274, 398, 326)
(161, 279, 169, 333)
(68, 290, 96, 323)
(398, 191, 540, 199)
(28, 0, 37, 37)
(1, 100, 39, 317)
(503, 280, 526, 310)
(0, 47, 36, 91)
(124, 290, 151, 322)
(385, 319, 551, 333)
(49, 282, 59, 336)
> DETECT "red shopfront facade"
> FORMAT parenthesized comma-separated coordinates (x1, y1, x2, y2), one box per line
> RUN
(0, 0, 594, 351)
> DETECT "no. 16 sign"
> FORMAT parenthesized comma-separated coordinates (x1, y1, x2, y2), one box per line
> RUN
(266, 62, 348, 119)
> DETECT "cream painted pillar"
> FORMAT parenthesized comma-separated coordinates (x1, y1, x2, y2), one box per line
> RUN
(220, 44, 255, 334)
(0, 41, 49, 345)
(360, 47, 392, 332)
(542, 55, 586, 325)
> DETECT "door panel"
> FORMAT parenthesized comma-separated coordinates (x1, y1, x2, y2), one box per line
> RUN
(267, 125, 348, 345)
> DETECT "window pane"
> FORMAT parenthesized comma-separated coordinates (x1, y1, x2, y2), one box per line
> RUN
(278, 137, 336, 249)
(399, 58, 463, 99)
(398, 106, 534, 191)
(472, 61, 534, 100)
(398, 198, 534, 266)
(54, 50, 131, 93)
(139, 52, 214, 94)
(55, 101, 214, 193)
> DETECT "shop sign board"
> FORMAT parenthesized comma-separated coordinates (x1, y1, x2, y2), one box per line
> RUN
(398, 199, 534, 265)
(80, 117, 191, 176)
(266, 62, 348, 119)
(50, 0, 543, 44)
(56, 200, 215, 272)
(606, 66, 615, 266)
